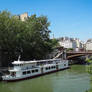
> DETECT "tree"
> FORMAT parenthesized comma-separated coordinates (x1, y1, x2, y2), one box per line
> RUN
(0, 11, 27, 66)
(0, 11, 55, 66)
(21, 14, 52, 60)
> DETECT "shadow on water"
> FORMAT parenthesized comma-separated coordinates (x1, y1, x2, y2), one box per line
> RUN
(0, 65, 92, 92)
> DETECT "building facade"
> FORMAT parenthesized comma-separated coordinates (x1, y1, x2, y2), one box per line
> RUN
(86, 39, 92, 51)
(58, 37, 84, 50)
(19, 13, 28, 21)
(59, 40, 77, 49)
(14, 12, 28, 21)
(58, 37, 77, 49)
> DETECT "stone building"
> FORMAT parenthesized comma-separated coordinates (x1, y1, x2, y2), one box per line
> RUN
(14, 12, 28, 21)
(19, 12, 28, 21)
(58, 37, 77, 49)
(86, 39, 92, 51)
(58, 37, 84, 51)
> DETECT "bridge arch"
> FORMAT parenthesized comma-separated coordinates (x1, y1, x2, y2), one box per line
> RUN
(67, 54, 86, 59)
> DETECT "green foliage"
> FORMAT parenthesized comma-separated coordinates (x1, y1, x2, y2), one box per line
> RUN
(86, 59, 92, 63)
(86, 56, 92, 63)
(86, 57, 92, 74)
(66, 48, 73, 51)
(51, 39, 59, 48)
(86, 65, 92, 74)
(0, 10, 55, 66)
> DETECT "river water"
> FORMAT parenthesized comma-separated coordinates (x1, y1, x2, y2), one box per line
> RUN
(0, 65, 92, 92)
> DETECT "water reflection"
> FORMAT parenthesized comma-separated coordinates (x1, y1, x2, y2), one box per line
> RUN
(0, 65, 91, 92)
(0, 76, 53, 92)
(85, 77, 92, 92)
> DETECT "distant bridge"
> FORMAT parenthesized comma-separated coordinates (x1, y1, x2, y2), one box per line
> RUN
(53, 51, 92, 60)
(67, 51, 92, 59)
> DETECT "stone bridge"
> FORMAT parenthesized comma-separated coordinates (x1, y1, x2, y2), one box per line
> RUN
(53, 51, 92, 60)
(67, 51, 92, 59)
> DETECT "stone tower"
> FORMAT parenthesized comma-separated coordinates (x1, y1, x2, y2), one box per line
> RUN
(19, 12, 28, 21)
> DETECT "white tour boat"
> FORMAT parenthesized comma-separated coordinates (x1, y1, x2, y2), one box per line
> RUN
(2, 58, 69, 82)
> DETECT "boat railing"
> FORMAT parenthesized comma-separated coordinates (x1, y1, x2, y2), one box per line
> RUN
(8, 67, 14, 70)
(21, 66, 38, 70)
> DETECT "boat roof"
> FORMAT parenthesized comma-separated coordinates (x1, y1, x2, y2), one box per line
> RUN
(12, 58, 61, 65)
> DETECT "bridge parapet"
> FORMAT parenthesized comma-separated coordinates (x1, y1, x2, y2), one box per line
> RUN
(67, 51, 92, 54)
(66, 51, 92, 59)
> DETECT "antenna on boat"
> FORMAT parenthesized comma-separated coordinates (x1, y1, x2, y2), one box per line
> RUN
(18, 55, 21, 61)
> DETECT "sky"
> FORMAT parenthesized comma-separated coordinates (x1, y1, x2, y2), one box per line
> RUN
(0, 0, 92, 41)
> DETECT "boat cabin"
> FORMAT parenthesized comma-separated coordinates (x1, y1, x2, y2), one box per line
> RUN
(12, 60, 37, 70)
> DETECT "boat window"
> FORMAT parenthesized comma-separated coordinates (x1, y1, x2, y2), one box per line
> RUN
(53, 66, 56, 68)
(49, 67, 50, 69)
(32, 66, 35, 68)
(27, 71, 31, 74)
(16, 64, 19, 66)
(20, 64, 23, 66)
(49, 61, 52, 64)
(35, 69, 38, 72)
(46, 67, 48, 70)
(51, 66, 54, 68)
(23, 71, 26, 75)
(64, 64, 66, 66)
(32, 70, 35, 73)
(11, 72, 16, 77)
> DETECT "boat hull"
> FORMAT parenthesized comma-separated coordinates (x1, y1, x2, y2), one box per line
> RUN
(2, 67, 70, 82)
